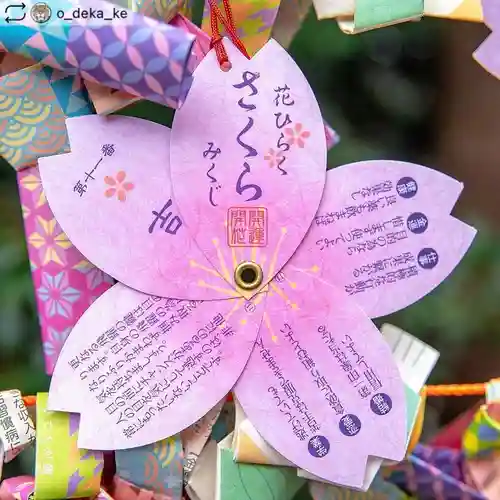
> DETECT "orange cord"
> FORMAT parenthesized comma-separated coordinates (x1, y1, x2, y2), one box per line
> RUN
(21, 385, 490, 408)
(22, 392, 235, 407)
(423, 383, 487, 397)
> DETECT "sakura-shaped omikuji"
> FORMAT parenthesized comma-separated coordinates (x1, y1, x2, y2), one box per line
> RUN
(42, 39, 476, 489)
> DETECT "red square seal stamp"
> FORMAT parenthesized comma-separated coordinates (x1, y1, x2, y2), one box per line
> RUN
(227, 207, 268, 247)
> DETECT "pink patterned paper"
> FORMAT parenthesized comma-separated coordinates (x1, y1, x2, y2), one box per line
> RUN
(291, 161, 477, 318)
(170, 39, 327, 296)
(474, 0, 500, 78)
(0, 476, 34, 500)
(17, 166, 114, 374)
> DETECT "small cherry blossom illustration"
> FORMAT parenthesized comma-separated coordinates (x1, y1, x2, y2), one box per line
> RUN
(104, 171, 134, 202)
(264, 148, 284, 168)
(284, 122, 311, 148)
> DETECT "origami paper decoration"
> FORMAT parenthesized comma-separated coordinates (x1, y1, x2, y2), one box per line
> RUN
(0, 476, 35, 500)
(34, 393, 103, 500)
(311, 0, 482, 31)
(474, 0, 500, 80)
(201, 0, 282, 56)
(0, 0, 195, 109)
(387, 444, 486, 500)
(115, 435, 184, 499)
(43, 37, 475, 489)
(217, 433, 305, 500)
(0, 391, 35, 463)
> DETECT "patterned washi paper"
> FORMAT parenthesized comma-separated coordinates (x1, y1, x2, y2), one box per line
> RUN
(201, 0, 282, 56)
(34, 393, 104, 500)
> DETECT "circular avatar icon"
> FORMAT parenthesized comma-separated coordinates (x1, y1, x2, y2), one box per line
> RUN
(308, 435, 330, 457)
(30, 2, 52, 23)
(370, 393, 393, 416)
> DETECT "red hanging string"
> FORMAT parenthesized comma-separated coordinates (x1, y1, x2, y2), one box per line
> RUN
(207, 0, 250, 70)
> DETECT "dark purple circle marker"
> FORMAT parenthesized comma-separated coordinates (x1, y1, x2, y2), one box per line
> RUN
(396, 177, 418, 199)
(370, 393, 393, 415)
(417, 248, 439, 270)
(308, 435, 330, 458)
(339, 414, 361, 437)
(407, 212, 429, 234)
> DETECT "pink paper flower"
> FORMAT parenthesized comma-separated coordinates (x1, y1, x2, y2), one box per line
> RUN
(104, 171, 134, 202)
(264, 148, 284, 168)
(47, 113, 475, 488)
(284, 123, 311, 148)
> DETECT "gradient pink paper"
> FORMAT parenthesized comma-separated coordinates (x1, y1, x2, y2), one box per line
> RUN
(39, 116, 232, 300)
(168, 16, 341, 151)
(474, 0, 500, 78)
(170, 39, 327, 295)
(291, 161, 477, 318)
(17, 166, 114, 374)
(48, 283, 266, 450)
(235, 264, 406, 488)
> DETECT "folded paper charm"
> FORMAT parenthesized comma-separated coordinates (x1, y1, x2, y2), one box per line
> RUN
(463, 404, 500, 459)
(181, 401, 223, 482)
(0, 476, 35, 500)
(337, 0, 424, 34)
(34, 393, 103, 500)
(0, 64, 70, 170)
(0, 390, 35, 463)
(115, 436, 184, 498)
(46, 38, 475, 490)
(0, 0, 195, 109)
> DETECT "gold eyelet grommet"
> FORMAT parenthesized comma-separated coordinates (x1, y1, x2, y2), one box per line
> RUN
(234, 261, 263, 291)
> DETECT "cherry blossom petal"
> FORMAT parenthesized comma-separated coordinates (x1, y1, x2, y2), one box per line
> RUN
(39, 115, 233, 300)
(117, 189, 126, 202)
(49, 283, 266, 449)
(116, 171, 126, 183)
(170, 40, 326, 296)
(104, 176, 116, 186)
(123, 182, 134, 191)
(290, 160, 477, 318)
(235, 266, 406, 489)
(104, 188, 116, 198)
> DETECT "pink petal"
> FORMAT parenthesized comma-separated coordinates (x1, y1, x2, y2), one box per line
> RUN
(301, 131, 311, 139)
(104, 176, 116, 186)
(116, 171, 126, 183)
(295, 122, 302, 132)
(297, 139, 305, 148)
(117, 190, 126, 202)
(235, 269, 407, 488)
(49, 284, 265, 449)
(284, 128, 294, 137)
(104, 188, 116, 198)
(123, 182, 134, 191)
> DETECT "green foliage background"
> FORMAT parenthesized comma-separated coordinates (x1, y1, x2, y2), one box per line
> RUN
(1, 8, 499, 483)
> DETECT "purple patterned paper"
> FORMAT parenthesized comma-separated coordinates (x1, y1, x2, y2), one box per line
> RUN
(0, 0, 195, 109)
(387, 444, 486, 500)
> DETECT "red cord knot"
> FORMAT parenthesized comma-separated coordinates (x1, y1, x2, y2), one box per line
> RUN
(208, 0, 249, 70)
(209, 33, 232, 71)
